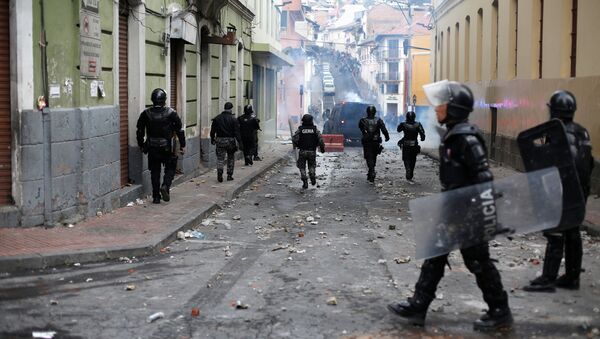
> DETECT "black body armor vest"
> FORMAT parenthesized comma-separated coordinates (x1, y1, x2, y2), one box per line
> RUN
(298, 126, 319, 151)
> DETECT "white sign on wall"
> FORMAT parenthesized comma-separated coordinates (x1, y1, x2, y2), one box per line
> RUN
(80, 0, 101, 78)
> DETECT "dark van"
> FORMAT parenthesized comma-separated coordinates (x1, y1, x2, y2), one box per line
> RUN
(323, 102, 373, 144)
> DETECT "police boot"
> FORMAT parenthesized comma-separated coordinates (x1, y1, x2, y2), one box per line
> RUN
(254, 155, 262, 161)
(555, 274, 580, 290)
(522, 276, 556, 292)
(473, 293, 513, 331)
(387, 291, 433, 326)
(310, 175, 316, 186)
(302, 179, 309, 189)
(227, 174, 234, 181)
(217, 170, 223, 183)
(160, 185, 170, 202)
(152, 195, 161, 204)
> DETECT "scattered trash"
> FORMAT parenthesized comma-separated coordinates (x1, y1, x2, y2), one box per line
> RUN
(529, 258, 541, 265)
(594, 307, 600, 313)
(126, 202, 135, 207)
(235, 300, 249, 309)
(85, 278, 93, 282)
(67, 224, 74, 228)
(96, 211, 103, 217)
(49, 300, 58, 305)
(73, 263, 81, 267)
(147, 312, 165, 323)
(177, 230, 206, 240)
(135, 198, 144, 205)
(125, 284, 136, 291)
(298, 232, 305, 237)
(388, 225, 396, 230)
(377, 259, 387, 264)
(334, 217, 343, 221)
(394, 256, 411, 264)
(159, 247, 171, 253)
(32, 332, 56, 339)
(265, 194, 275, 199)
(191, 307, 200, 317)
(201, 219, 211, 226)
(306, 216, 315, 222)
(233, 215, 241, 220)
(272, 244, 290, 251)
(326, 296, 338, 305)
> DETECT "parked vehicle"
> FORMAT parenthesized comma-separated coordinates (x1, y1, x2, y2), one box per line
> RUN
(323, 101, 373, 144)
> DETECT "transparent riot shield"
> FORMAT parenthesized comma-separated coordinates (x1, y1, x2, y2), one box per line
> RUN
(518, 119, 585, 231)
(410, 167, 562, 260)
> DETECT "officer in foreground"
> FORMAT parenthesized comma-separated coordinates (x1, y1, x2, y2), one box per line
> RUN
(238, 105, 261, 166)
(210, 102, 242, 182)
(387, 81, 512, 330)
(523, 90, 594, 292)
(292, 114, 325, 189)
(397, 111, 425, 180)
(358, 106, 389, 182)
(136, 88, 186, 204)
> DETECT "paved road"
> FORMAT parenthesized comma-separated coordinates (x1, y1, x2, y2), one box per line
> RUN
(1, 139, 600, 338)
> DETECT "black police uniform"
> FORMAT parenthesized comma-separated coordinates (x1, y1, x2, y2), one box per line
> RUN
(388, 82, 512, 331)
(397, 113, 425, 180)
(238, 108, 261, 166)
(358, 112, 389, 182)
(136, 106, 185, 202)
(524, 91, 594, 292)
(292, 115, 325, 188)
(210, 106, 242, 182)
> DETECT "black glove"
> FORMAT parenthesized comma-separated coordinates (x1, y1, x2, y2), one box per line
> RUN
(385, 137, 390, 142)
(141, 144, 148, 154)
(320, 147, 325, 153)
(421, 137, 425, 142)
(211, 139, 215, 145)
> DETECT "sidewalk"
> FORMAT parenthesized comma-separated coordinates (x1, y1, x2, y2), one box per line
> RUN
(0, 144, 291, 273)
(421, 147, 600, 236)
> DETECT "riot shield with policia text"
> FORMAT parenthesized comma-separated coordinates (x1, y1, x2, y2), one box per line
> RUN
(517, 119, 586, 231)
(410, 167, 562, 260)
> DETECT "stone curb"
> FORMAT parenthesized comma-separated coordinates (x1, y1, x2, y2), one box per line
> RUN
(0, 152, 291, 273)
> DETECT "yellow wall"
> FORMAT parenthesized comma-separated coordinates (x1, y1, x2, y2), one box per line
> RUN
(411, 35, 431, 106)
(432, 0, 600, 158)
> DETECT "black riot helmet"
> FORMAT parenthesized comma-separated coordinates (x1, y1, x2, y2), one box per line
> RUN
(244, 104, 254, 115)
(151, 88, 167, 107)
(301, 114, 314, 126)
(548, 90, 577, 120)
(406, 111, 416, 123)
(366, 105, 377, 118)
(423, 80, 473, 123)
(224, 102, 234, 110)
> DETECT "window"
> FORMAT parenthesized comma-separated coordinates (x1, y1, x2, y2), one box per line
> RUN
(464, 16, 470, 81)
(386, 84, 399, 94)
(280, 10, 288, 30)
(570, 0, 578, 77)
(440, 31, 444, 79)
(511, 0, 518, 78)
(446, 27, 450, 79)
(476, 9, 483, 81)
(538, 0, 544, 78)
(455, 23, 459, 81)
(491, 0, 498, 79)
(388, 39, 399, 58)
(434, 35, 438, 80)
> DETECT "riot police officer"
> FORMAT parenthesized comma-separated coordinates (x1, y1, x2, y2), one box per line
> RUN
(292, 114, 325, 189)
(210, 102, 242, 182)
(523, 90, 594, 292)
(358, 106, 389, 182)
(397, 111, 425, 180)
(238, 105, 261, 166)
(136, 88, 186, 204)
(387, 81, 512, 330)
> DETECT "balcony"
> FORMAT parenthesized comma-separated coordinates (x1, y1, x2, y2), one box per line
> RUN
(377, 48, 403, 60)
(376, 72, 403, 82)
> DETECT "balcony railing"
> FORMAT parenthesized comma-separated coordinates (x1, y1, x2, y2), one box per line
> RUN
(377, 48, 403, 60)
(376, 72, 403, 82)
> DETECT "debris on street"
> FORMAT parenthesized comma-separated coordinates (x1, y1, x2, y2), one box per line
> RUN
(125, 284, 136, 291)
(32, 331, 56, 339)
(394, 256, 411, 264)
(147, 312, 165, 323)
(235, 300, 250, 309)
(326, 296, 338, 305)
(191, 307, 200, 317)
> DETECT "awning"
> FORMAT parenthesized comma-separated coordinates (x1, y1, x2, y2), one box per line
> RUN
(251, 43, 294, 67)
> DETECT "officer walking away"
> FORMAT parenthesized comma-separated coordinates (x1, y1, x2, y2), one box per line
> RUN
(210, 102, 242, 182)
(136, 88, 186, 204)
(358, 106, 390, 182)
(523, 90, 594, 293)
(292, 114, 325, 189)
(387, 81, 512, 331)
(238, 105, 261, 166)
(397, 111, 425, 180)
(250, 109, 263, 161)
